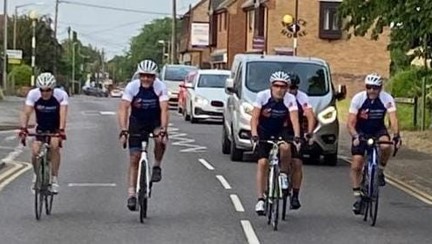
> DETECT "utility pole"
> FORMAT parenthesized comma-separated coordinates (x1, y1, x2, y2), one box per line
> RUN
(293, 0, 299, 56)
(2, 0, 8, 93)
(171, 0, 177, 64)
(53, 0, 60, 75)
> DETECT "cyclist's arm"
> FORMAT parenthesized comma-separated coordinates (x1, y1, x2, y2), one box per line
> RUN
(59, 91, 69, 130)
(250, 107, 260, 137)
(385, 95, 399, 135)
(118, 100, 130, 131)
(20, 105, 34, 128)
(304, 108, 315, 134)
(159, 83, 170, 130)
(347, 96, 360, 137)
(289, 110, 301, 137)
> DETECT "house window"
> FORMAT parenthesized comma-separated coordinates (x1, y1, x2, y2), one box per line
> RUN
(319, 1, 342, 40)
(218, 14, 222, 31)
(254, 6, 265, 37)
(210, 14, 218, 46)
(224, 13, 228, 31)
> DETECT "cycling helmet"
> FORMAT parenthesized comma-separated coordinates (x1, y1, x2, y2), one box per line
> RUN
(364, 73, 383, 86)
(136, 59, 158, 75)
(36, 72, 56, 89)
(287, 72, 300, 86)
(269, 71, 291, 85)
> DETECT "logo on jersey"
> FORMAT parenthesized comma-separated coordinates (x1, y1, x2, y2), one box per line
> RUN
(261, 108, 272, 118)
(132, 98, 143, 109)
(36, 105, 58, 113)
(386, 102, 394, 109)
(359, 109, 369, 119)
(132, 98, 157, 109)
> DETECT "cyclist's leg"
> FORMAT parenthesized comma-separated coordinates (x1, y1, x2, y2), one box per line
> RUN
(290, 143, 303, 209)
(126, 125, 142, 210)
(151, 126, 166, 183)
(31, 136, 43, 191)
(377, 130, 391, 186)
(351, 138, 366, 214)
(49, 133, 61, 193)
(255, 133, 271, 215)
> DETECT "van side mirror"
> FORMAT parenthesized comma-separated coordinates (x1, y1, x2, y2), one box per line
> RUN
(335, 84, 347, 101)
(225, 78, 235, 94)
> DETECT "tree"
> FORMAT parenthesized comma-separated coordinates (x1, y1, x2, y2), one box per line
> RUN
(8, 64, 32, 87)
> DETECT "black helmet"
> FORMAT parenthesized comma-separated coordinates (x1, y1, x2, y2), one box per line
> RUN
(287, 72, 300, 86)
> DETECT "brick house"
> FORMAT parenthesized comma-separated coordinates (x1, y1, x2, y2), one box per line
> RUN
(241, 0, 390, 86)
(208, 0, 246, 69)
(178, 0, 211, 68)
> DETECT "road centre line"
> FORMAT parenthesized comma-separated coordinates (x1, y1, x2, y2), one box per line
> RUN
(230, 194, 245, 212)
(68, 183, 117, 187)
(240, 220, 260, 244)
(198, 158, 215, 170)
(216, 175, 232, 189)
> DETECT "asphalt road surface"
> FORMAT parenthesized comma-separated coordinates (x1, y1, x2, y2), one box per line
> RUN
(0, 96, 431, 244)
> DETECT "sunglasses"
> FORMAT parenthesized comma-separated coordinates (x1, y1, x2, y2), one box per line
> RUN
(272, 84, 288, 89)
(366, 85, 381, 90)
(139, 73, 155, 78)
(40, 88, 53, 93)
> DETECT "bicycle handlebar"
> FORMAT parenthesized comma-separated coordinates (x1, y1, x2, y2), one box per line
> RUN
(22, 133, 61, 147)
(359, 137, 399, 157)
(121, 132, 162, 149)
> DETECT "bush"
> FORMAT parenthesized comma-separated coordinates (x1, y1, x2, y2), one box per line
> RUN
(387, 67, 432, 98)
(8, 64, 32, 87)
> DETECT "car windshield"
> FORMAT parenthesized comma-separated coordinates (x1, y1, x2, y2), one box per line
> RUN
(164, 66, 198, 81)
(245, 61, 330, 96)
(197, 74, 229, 88)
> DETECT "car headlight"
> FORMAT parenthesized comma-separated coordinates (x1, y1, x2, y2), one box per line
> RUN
(194, 95, 209, 105)
(240, 102, 253, 116)
(317, 106, 337, 125)
(168, 91, 173, 96)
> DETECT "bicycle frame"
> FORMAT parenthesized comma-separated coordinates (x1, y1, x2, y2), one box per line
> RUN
(136, 139, 152, 199)
(267, 143, 283, 201)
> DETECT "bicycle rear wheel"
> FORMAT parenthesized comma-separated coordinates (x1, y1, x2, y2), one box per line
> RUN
(34, 163, 43, 220)
(271, 172, 280, 231)
(45, 193, 54, 215)
(139, 160, 147, 223)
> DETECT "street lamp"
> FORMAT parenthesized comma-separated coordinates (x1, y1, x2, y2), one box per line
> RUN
(282, 0, 299, 56)
(29, 10, 39, 87)
(13, 2, 45, 49)
(158, 40, 170, 64)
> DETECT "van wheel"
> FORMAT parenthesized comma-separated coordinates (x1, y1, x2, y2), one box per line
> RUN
(323, 153, 338, 166)
(178, 107, 182, 114)
(184, 107, 190, 121)
(230, 137, 244, 162)
(222, 126, 231, 154)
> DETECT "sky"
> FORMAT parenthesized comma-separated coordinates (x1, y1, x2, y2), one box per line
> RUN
(7, 0, 200, 60)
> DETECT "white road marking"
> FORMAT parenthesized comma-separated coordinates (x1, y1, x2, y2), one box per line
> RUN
(68, 183, 117, 187)
(0, 146, 16, 150)
(0, 162, 32, 192)
(216, 175, 232, 189)
(180, 146, 207, 152)
(99, 111, 116, 115)
(230, 194, 245, 212)
(81, 111, 100, 116)
(198, 158, 214, 170)
(1, 144, 23, 163)
(4, 135, 16, 142)
(240, 220, 260, 244)
(168, 127, 207, 152)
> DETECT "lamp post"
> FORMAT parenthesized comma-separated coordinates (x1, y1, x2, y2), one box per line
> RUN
(158, 40, 170, 64)
(29, 10, 39, 87)
(282, 0, 299, 56)
(2, 0, 8, 93)
(14, 2, 45, 50)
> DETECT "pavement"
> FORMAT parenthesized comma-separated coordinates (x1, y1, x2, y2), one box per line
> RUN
(0, 95, 431, 243)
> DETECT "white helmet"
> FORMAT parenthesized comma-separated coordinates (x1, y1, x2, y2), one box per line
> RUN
(364, 73, 383, 86)
(136, 60, 158, 75)
(36, 72, 56, 89)
(269, 71, 291, 85)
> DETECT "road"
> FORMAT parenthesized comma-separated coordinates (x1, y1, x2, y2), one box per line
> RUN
(0, 95, 431, 244)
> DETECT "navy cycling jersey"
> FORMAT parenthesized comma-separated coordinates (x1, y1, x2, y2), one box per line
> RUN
(253, 89, 298, 135)
(25, 88, 69, 131)
(122, 79, 168, 126)
(349, 91, 396, 135)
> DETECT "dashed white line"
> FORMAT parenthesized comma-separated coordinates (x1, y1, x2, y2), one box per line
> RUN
(216, 175, 232, 189)
(198, 158, 215, 170)
(68, 183, 117, 187)
(230, 194, 245, 212)
(241, 220, 260, 244)
(99, 111, 116, 115)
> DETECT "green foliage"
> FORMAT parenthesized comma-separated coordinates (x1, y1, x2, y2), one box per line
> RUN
(8, 64, 32, 87)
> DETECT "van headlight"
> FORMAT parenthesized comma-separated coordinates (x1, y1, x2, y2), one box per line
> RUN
(195, 95, 209, 105)
(168, 91, 173, 96)
(317, 106, 337, 125)
(240, 102, 253, 116)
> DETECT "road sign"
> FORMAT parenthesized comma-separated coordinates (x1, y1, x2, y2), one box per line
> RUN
(6, 50, 23, 64)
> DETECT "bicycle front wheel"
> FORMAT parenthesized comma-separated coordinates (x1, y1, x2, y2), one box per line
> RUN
(45, 193, 54, 215)
(369, 166, 380, 226)
(139, 160, 147, 223)
(34, 162, 43, 220)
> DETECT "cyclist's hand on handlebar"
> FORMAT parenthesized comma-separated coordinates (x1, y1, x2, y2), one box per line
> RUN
(352, 134, 362, 147)
(392, 133, 402, 149)
(304, 132, 313, 146)
(18, 127, 28, 146)
(119, 130, 128, 148)
(58, 129, 67, 140)
(294, 136, 302, 152)
(251, 135, 259, 144)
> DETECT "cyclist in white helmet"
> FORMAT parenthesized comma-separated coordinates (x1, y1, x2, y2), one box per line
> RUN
(19, 72, 69, 194)
(250, 71, 301, 215)
(118, 59, 169, 211)
(348, 72, 402, 214)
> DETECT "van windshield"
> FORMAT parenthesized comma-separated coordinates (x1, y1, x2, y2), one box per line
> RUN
(164, 66, 198, 81)
(245, 61, 330, 96)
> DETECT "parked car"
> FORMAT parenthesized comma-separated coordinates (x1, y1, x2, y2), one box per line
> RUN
(82, 86, 108, 97)
(178, 70, 198, 114)
(110, 88, 123, 98)
(222, 54, 346, 164)
(183, 69, 231, 123)
(159, 64, 198, 107)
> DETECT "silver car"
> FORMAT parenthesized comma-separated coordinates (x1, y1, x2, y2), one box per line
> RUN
(184, 69, 231, 123)
(159, 64, 199, 107)
(222, 54, 346, 165)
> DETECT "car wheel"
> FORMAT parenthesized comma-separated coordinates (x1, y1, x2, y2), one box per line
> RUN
(178, 106, 182, 114)
(222, 125, 231, 154)
(323, 152, 338, 166)
(190, 103, 198, 123)
(230, 132, 244, 162)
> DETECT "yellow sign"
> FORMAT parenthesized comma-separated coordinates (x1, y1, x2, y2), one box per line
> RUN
(8, 59, 22, 64)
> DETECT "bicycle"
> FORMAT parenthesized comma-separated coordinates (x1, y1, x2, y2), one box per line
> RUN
(358, 137, 397, 226)
(253, 136, 293, 231)
(22, 132, 60, 221)
(123, 131, 158, 223)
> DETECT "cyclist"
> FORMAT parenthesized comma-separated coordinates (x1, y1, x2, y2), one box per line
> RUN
(19, 72, 69, 194)
(348, 73, 402, 214)
(250, 71, 301, 216)
(284, 73, 316, 210)
(118, 59, 169, 211)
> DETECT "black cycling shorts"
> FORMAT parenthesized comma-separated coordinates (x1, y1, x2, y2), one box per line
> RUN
(351, 129, 390, 156)
(128, 117, 161, 153)
(256, 128, 294, 160)
(35, 126, 59, 142)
